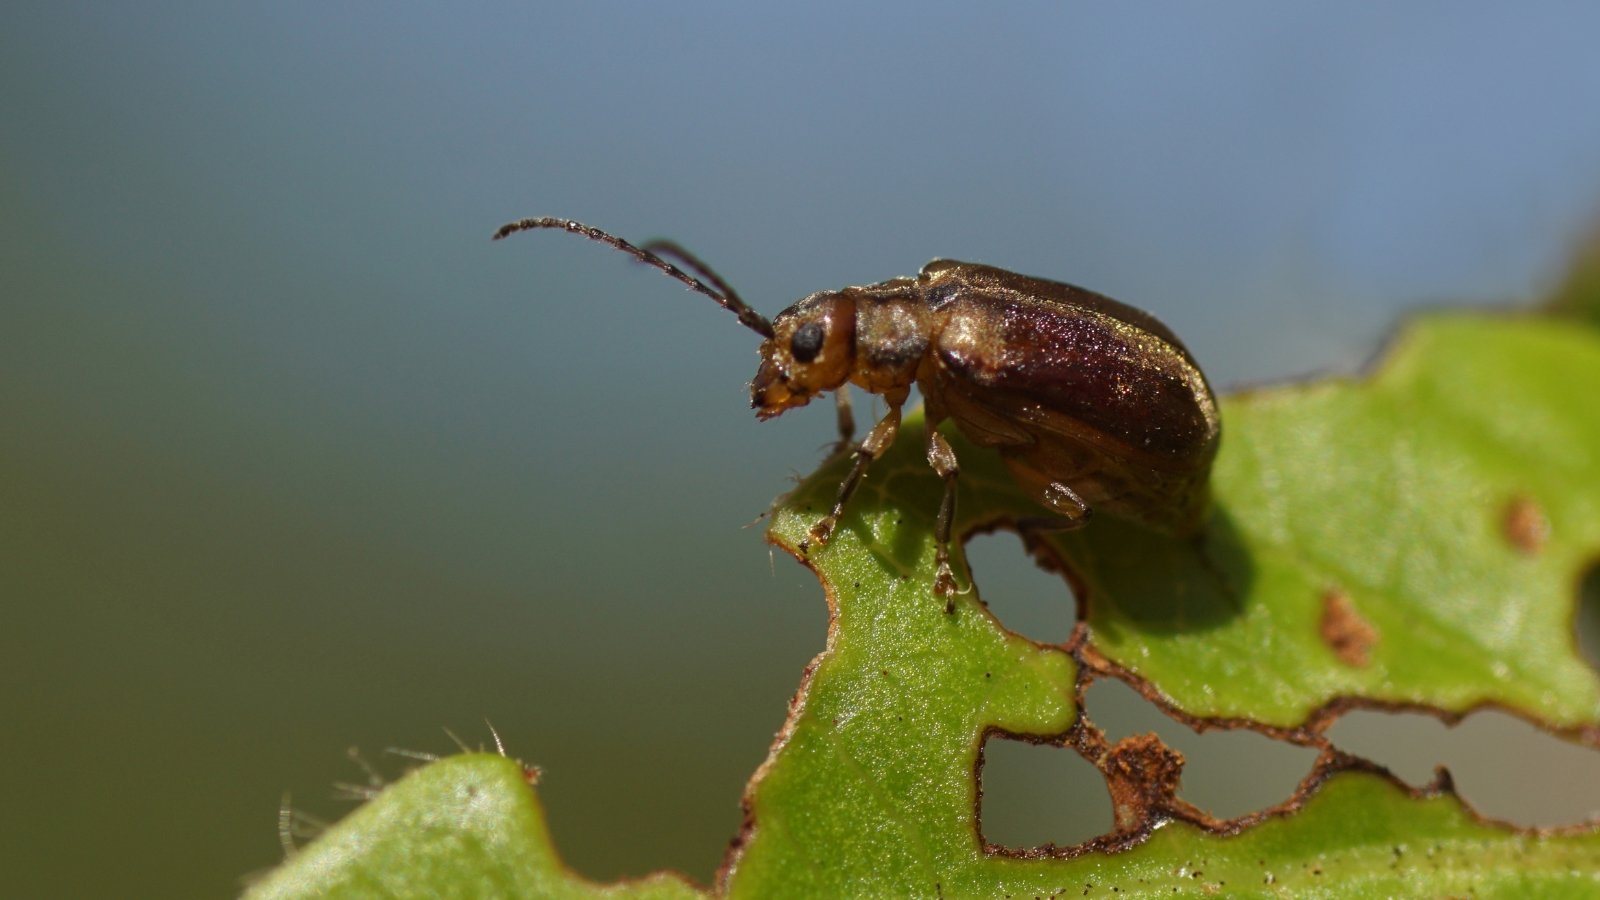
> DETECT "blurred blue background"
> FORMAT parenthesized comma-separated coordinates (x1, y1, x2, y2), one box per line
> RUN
(5, 3, 1600, 896)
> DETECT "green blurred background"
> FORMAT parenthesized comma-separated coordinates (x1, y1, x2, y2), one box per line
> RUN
(5, 4, 1600, 897)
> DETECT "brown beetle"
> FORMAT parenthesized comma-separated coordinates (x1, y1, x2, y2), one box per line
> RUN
(496, 218, 1220, 608)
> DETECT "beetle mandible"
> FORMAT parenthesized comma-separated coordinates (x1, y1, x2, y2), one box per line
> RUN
(495, 218, 1220, 609)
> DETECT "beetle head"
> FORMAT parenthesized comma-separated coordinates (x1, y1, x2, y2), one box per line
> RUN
(751, 292, 857, 419)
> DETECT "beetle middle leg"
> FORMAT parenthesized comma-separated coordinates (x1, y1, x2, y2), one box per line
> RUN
(924, 422, 963, 610)
(800, 402, 901, 556)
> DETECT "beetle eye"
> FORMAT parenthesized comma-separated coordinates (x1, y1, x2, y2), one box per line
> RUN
(789, 321, 826, 363)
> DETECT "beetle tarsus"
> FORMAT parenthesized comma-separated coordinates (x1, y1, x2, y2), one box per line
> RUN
(934, 562, 960, 610)
(801, 519, 835, 556)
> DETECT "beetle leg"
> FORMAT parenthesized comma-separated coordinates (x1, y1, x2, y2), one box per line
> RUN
(925, 425, 963, 610)
(800, 402, 901, 555)
(1015, 481, 1093, 532)
(830, 384, 857, 457)
(1043, 481, 1091, 519)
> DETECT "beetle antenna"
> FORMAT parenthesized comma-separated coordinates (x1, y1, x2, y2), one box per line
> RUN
(641, 239, 745, 313)
(494, 217, 775, 338)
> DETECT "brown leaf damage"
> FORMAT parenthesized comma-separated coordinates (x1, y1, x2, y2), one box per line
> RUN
(1320, 588, 1378, 668)
(1099, 733, 1194, 832)
(1504, 494, 1552, 556)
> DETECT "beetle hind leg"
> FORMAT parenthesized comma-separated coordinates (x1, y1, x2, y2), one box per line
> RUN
(1015, 480, 1093, 532)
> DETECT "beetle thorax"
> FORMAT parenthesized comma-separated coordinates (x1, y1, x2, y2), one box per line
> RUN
(848, 287, 932, 400)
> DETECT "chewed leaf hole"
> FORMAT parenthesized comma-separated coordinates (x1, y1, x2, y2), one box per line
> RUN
(964, 529, 1079, 642)
(1327, 708, 1600, 827)
(979, 736, 1111, 847)
(1578, 560, 1600, 672)
(1086, 680, 1318, 820)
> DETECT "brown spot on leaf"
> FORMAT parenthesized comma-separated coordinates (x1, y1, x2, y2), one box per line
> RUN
(1503, 495, 1550, 556)
(1320, 589, 1377, 668)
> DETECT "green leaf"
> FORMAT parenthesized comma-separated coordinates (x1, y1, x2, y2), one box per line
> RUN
(734, 763, 1600, 897)
(1076, 315, 1600, 729)
(723, 311, 1600, 893)
(244, 754, 700, 900)
(253, 312, 1600, 896)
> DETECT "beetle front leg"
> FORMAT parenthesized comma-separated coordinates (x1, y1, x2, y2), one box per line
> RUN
(801, 402, 901, 555)
(830, 384, 857, 457)
(925, 424, 963, 610)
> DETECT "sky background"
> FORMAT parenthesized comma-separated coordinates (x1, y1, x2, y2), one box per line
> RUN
(5, 3, 1600, 896)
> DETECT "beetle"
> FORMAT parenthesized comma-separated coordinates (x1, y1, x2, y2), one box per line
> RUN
(495, 217, 1220, 609)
